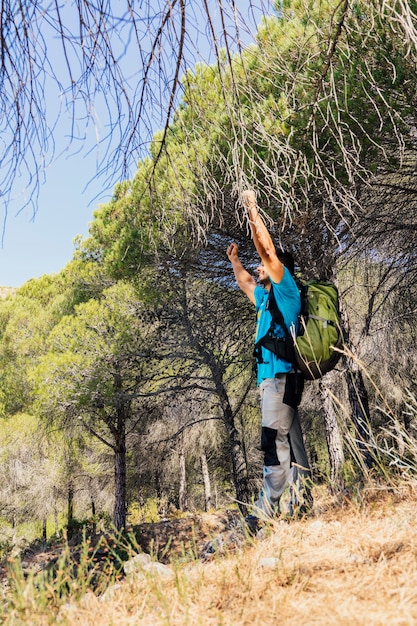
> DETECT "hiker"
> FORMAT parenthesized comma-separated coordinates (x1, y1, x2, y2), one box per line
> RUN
(226, 189, 312, 530)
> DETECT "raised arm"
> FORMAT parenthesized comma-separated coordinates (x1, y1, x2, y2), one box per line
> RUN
(241, 190, 284, 284)
(226, 242, 256, 304)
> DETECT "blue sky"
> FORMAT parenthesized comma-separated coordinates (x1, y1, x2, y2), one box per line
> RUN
(0, 148, 111, 288)
(0, 2, 271, 288)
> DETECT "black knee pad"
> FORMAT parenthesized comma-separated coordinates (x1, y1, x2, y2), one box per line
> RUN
(261, 426, 279, 466)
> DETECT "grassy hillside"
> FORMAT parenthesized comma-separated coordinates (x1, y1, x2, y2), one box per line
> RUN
(2, 485, 417, 624)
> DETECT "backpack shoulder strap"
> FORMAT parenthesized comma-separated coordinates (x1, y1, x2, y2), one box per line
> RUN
(253, 286, 296, 366)
(266, 286, 291, 338)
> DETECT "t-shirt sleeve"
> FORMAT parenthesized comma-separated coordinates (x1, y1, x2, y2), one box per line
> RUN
(270, 268, 300, 331)
(254, 285, 267, 309)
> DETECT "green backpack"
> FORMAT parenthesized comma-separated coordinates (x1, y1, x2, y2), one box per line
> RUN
(295, 281, 343, 380)
(254, 280, 344, 380)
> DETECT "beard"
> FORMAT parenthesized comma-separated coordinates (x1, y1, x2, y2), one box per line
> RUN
(259, 275, 270, 287)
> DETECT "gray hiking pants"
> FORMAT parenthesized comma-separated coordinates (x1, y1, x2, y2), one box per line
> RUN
(254, 375, 312, 517)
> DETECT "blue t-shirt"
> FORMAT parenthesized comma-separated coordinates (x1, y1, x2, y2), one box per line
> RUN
(254, 267, 301, 385)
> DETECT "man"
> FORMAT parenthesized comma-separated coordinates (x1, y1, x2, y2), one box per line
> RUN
(227, 189, 312, 530)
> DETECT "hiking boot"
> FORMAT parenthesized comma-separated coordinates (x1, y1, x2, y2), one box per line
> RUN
(244, 514, 261, 536)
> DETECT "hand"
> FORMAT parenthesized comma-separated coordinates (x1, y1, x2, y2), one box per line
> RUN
(241, 189, 256, 210)
(226, 242, 239, 261)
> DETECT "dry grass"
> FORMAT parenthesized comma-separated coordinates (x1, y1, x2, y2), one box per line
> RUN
(29, 487, 417, 626)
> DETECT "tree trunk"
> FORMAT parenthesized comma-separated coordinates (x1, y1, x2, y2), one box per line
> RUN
(53, 486, 60, 538)
(319, 377, 345, 492)
(90, 479, 97, 534)
(54, 508, 59, 538)
(114, 439, 127, 531)
(113, 373, 129, 531)
(200, 449, 212, 511)
(209, 363, 250, 511)
(180, 290, 251, 512)
(345, 365, 373, 469)
(67, 481, 75, 538)
(178, 450, 187, 511)
(339, 297, 373, 469)
(223, 411, 251, 512)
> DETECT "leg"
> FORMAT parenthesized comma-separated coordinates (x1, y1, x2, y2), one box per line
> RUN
(288, 409, 314, 515)
(254, 376, 295, 517)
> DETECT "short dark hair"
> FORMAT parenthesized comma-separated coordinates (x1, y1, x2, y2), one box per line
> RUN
(277, 250, 295, 276)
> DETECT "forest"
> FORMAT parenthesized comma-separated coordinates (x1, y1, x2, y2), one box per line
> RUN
(1, 0, 417, 559)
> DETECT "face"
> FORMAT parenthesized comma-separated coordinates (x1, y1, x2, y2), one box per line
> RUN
(256, 262, 270, 286)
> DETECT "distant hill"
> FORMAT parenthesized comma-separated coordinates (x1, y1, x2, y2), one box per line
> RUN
(0, 286, 16, 298)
